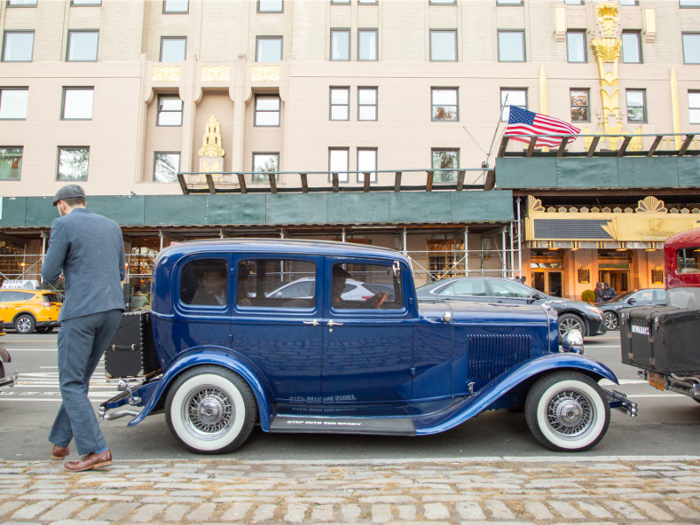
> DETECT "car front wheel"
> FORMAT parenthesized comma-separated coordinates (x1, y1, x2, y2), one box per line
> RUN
(525, 371, 610, 452)
(14, 315, 35, 334)
(165, 366, 257, 454)
(603, 312, 618, 331)
(558, 314, 585, 338)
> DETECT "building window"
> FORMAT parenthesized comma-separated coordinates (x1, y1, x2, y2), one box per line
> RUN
(358, 0, 377, 4)
(157, 95, 183, 126)
(564, 0, 583, 4)
(154, 152, 180, 183)
(621, 31, 642, 63)
(7, 0, 37, 6)
(431, 88, 458, 121)
(2, 32, 34, 62)
(498, 30, 525, 62)
(254, 95, 281, 126)
(160, 37, 186, 62)
(683, 33, 700, 64)
(567, 31, 586, 63)
(619, 0, 639, 4)
(0, 88, 28, 119)
(570, 89, 589, 122)
(358, 87, 377, 120)
(430, 0, 455, 3)
(626, 89, 646, 123)
(330, 88, 350, 120)
(432, 149, 458, 183)
(252, 153, 279, 183)
(331, 0, 350, 3)
(163, 0, 188, 13)
(430, 30, 457, 61)
(258, 0, 283, 12)
(62, 88, 94, 120)
(71, 0, 101, 5)
(358, 29, 377, 61)
(680, 0, 700, 7)
(690, 91, 700, 124)
(329, 148, 349, 183)
(57, 147, 89, 181)
(357, 148, 377, 183)
(256, 36, 282, 62)
(67, 31, 99, 61)
(500, 88, 527, 121)
(331, 30, 350, 61)
(497, 0, 523, 4)
(0, 147, 22, 180)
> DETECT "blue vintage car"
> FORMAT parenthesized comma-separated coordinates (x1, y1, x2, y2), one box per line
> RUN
(100, 240, 636, 453)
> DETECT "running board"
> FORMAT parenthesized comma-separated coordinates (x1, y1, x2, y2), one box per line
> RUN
(269, 415, 416, 436)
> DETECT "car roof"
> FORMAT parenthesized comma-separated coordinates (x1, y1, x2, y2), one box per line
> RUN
(160, 239, 409, 264)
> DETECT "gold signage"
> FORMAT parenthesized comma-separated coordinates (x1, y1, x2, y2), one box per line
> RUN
(251, 65, 280, 82)
(202, 66, 230, 82)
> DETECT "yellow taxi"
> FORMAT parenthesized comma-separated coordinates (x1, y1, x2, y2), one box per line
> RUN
(0, 289, 62, 334)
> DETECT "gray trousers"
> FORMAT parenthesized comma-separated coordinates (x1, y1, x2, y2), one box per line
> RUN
(49, 309, 123, 455)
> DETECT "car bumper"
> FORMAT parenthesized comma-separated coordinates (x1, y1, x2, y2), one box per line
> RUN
(587, 317, 607, 336)
(36, 321, 61, 328)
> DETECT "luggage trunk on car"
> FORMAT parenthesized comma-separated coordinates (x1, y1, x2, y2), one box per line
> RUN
(105, 311, 159, 378)
(621, 305, 700, 375)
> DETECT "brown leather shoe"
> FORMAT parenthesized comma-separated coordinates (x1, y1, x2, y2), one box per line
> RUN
(64, 450, 112, 472)
(51, 445, 69, 461)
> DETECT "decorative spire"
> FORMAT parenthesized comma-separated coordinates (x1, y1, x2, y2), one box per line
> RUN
(198, 115, 225, 157)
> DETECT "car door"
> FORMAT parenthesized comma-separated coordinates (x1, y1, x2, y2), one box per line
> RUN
(231, 256, 323, 403)
(322, 258, 413, 403)
(652, 289, 666, 306)
(627, 290, 653, 307)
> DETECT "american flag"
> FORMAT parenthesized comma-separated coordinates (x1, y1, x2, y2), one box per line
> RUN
(504, 106, 581, 147)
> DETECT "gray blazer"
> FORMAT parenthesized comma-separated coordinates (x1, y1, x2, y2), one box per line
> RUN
(41, 208, 126, 322)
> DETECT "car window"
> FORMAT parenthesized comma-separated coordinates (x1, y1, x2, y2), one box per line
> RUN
(436, 283, 454, 295)
(677, 247, 700, 273)
(43, 293, 61, 303)
(180, 259, 228, 307)
(241, 259, 316, 308)
(452, 279, 487, 296)
(4, 291, 33, 302)
(653, 289, 665, 302)
(332, 262, 403, 310)
(638, 291, 654, 302)
(490, 280, 532, 299)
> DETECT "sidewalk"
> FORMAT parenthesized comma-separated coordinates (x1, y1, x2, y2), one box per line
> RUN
(1, 456, 700, 524)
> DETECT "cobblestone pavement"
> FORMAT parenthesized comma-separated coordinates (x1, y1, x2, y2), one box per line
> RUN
(2, 457, 700, 524)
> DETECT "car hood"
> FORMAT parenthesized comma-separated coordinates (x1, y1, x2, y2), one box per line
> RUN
(419, 300, 548, 324)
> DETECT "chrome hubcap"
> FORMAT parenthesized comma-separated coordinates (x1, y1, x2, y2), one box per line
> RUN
(182, 386, 234, 440)
(559, 318, 581, 336)
(17, 318, 30, 332)
(604, 313, 617, 330)
(546, 390, 595, 439)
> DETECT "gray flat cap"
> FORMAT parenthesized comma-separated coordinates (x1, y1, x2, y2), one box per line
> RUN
(52, 184, 86, 205)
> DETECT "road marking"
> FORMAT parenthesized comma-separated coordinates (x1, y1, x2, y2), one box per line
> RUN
(627, 394, 685, 398)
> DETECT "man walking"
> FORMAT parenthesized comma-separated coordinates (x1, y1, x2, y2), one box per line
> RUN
(41, 185, 125, 472)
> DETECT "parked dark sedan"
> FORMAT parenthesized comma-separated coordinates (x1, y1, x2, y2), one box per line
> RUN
(417, 277, 607, 338)
(596, 288, 666, 330)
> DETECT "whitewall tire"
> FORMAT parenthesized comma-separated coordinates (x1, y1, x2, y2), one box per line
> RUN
(525, 371, 610, 452)
(165, 366, 257, 454)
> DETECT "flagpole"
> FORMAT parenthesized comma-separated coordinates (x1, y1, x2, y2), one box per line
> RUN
(484, 94, 508, 168)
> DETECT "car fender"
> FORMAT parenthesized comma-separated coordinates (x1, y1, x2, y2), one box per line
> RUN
(12, 311, 37, 323)
(413, 353, 618, 435)
(127, 347, 274, 430)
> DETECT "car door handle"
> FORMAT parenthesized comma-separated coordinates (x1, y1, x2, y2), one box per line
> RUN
(303, 319, 319, 326)
(328, 319, 343, 327)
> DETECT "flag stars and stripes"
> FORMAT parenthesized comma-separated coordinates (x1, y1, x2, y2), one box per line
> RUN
(505, 106, 581, 147)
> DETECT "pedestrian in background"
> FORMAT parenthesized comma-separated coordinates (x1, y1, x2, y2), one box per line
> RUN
(603, 282, 617, 301)
(41, 185, 125, 472)
(594, 282, 605, 303)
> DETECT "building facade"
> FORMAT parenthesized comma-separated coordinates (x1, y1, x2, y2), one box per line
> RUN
(0, 0, 699, 299)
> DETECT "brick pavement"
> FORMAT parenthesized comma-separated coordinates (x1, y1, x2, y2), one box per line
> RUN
(1, 457, 700, 524)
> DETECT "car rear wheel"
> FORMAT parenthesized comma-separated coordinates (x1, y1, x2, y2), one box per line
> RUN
(603, 312, 618, 331)
(165, 366, 257, 454)
(14, 315, 35, 334)
(558, 314, 585, 338)
(525, 371, 610, 452)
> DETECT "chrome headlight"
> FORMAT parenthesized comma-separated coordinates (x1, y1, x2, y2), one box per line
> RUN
(561, 329, 584, 355)
(585, 305, 604, 315)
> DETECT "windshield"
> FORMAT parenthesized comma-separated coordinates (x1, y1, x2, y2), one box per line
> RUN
(607, 290, 635, 303)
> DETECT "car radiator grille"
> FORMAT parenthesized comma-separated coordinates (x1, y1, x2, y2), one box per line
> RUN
(467, 334, 531, 380)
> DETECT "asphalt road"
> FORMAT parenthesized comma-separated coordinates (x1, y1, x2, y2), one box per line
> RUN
(1, 330, 699, 462)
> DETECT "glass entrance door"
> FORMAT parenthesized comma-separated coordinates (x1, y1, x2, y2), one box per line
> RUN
(532, 270, 562, 296)
(599, 270, 629, 294)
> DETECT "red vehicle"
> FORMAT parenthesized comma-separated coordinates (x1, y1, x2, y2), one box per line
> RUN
(621, 227, 700, 400)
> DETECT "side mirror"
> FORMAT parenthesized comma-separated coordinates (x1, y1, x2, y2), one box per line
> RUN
(627, 297, 636, 304)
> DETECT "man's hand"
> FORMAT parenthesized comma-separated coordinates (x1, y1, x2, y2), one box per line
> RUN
(365, 292, 388, 309)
